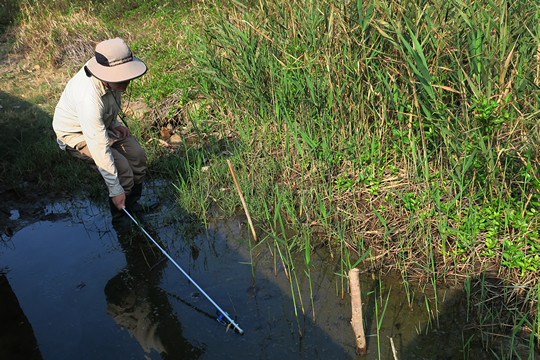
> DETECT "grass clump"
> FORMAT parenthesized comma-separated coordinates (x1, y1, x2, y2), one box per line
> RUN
(193, 0, 539, 275)
(13, 1, 114, 72)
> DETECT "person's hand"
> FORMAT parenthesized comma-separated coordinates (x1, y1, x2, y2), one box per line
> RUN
(112, 125, 130, 139)
(112, 193, 126, 210)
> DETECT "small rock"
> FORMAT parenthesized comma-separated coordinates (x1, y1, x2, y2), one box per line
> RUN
(169, 134, 182, 145)
(124, 101, 150, 119)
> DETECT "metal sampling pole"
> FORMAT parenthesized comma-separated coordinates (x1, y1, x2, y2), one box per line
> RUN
(123, 208, 244, 335)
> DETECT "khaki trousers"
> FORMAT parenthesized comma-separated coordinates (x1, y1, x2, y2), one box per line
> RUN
(66, 135, 146, 195)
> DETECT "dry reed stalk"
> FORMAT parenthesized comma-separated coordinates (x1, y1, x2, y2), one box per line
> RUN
(227, 159, 258, 243)
(536, 43, 540, 86)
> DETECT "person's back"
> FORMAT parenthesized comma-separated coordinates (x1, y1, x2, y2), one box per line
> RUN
(52, 38, 153, 231)
(54, 64, 122, 149)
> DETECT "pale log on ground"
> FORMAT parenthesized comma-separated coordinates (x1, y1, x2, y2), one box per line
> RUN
(349, 268, 367, 355)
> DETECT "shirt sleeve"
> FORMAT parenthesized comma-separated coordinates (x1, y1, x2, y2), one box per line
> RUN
(77, 92, 125, 197)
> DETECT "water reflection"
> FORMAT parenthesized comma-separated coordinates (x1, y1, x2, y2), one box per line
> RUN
(0, 198, 354, 359)
(105, 231, 204, 359)
(3, 195, 501, 359)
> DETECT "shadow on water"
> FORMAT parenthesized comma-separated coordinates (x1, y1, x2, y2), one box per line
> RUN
(357, 275, 487, 360)
(353, 270, 538, 359)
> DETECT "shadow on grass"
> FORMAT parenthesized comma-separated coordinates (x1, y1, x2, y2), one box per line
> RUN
(0, 90, 102, 198)
(0, 0, 18, 33)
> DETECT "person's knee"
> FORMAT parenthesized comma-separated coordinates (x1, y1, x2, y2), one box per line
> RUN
(114, 157, 135, 192)
(125, 136, 147, 166)
(134, 144, 147, 165)
(135, 149, 147, 167)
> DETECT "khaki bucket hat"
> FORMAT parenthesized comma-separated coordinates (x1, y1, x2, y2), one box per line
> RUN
(86, 38, 147, 83)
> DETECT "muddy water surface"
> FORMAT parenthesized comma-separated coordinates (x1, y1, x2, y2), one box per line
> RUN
(0, 190, 492, 359)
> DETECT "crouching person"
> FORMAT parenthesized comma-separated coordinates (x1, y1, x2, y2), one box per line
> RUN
(53, 38, 154, 231)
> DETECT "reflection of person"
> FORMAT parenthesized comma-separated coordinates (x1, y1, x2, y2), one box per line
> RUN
(52, 38, 151, 229)
(0, 274, 43, 360)
(105, 234, 204, 359)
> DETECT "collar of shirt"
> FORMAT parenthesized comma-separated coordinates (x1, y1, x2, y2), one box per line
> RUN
(92, 76, 108, 97)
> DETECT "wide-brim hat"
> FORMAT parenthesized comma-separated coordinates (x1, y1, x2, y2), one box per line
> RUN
(86, 38, 147, 83)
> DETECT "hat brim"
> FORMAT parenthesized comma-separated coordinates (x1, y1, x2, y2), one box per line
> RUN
(86, 56, 147, 83)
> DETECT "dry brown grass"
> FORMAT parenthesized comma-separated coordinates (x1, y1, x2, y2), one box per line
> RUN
(13, 1, 113, 71)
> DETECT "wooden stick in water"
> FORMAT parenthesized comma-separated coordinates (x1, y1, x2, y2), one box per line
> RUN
(349, 268, 367, 355)
(390, 337, 399, 360)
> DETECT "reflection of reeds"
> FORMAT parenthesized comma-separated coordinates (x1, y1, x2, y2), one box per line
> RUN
(375, 280, 391, 360)
(397, 260, 414, 309)
(263, 228, 305, 335)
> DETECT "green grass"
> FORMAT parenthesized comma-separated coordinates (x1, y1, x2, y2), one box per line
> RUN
(1, 0, 539, 357)
(192, 0, 539, 264)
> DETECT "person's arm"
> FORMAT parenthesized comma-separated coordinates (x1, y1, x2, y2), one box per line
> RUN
(76, 92, 125, 201)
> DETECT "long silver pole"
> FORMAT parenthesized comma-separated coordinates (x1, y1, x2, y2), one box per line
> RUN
(123, 208, 244, 335)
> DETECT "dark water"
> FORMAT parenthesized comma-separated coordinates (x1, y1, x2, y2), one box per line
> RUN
(0, 190, 524, 359)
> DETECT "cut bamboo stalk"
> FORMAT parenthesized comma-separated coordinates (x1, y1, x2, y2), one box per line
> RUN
(349, 268, 367, 355)
(227, 159, 258, 242)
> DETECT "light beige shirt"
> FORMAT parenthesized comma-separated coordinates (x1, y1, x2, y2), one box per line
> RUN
(53, 62, 125, 197)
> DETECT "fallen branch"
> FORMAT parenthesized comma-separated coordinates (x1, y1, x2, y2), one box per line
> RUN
(146, 137, 179, 149)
